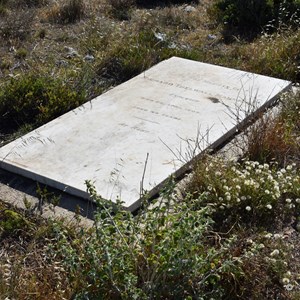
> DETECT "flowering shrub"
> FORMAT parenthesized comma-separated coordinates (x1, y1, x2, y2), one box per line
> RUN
(188, 157, 300, 230)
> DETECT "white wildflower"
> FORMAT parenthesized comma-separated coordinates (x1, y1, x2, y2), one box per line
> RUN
(266, 204, 272, 210)
(285, 271, 291, 277)
(284, 284, 293, 291)
(286, 198, 292, 203)
(245, 206, 251, 211)
(270, 249, 280, 256)
(282, 277, 290, 284)
(264, 233, 272, 239)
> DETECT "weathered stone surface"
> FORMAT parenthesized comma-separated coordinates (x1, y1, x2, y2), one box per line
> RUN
(0, 57, 291, 211)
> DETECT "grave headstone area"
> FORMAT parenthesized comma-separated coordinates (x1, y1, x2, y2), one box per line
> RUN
(0, 57, 292, 212)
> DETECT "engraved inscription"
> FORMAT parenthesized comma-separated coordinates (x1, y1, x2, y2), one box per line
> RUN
(133, 105, 181, 120)
(119, 122, 150, 133)
(141, 97, 201, 115)
(145, 76, 237, 102)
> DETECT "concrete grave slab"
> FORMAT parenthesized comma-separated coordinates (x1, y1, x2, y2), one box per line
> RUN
(0, 57, 292, 211)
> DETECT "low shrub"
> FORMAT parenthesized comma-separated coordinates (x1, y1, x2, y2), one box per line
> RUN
(211, 0, 300, 38)
(53, 180, 241, 299)
(0, 74, 85, 133)
(0, 209, 29, 237)
(188, 156, 300, 231)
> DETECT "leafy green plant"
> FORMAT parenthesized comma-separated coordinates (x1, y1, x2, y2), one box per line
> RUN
(0, 209, 29, 237)
(0, 74, 85, 133)
(52, 180, 240, 299)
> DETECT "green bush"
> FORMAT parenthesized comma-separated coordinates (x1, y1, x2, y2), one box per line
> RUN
(53, 180, 240, 299)
(212, 0, 300, 37)
(0, 210, 29, 237)
(0, 74, 85, 133)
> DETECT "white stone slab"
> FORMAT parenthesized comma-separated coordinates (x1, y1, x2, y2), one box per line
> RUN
(0, 57, 291, 211)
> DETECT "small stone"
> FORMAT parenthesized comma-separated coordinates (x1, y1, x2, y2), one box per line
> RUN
(154, 32, 166, 42)
(84, 54, 95, 62)
(207, 34, 217, 40)
(56, 60, 68, 67)
(64, 46, 80, 58)
(184, 5, 196, 13)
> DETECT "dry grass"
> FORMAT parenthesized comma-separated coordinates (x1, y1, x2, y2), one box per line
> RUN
(239, 92, 300, 167)
(243, 113, 297, 166)
(0, 202, 73, 299)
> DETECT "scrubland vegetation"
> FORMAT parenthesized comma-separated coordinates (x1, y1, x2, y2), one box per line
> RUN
(0, 0, 300, 299)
